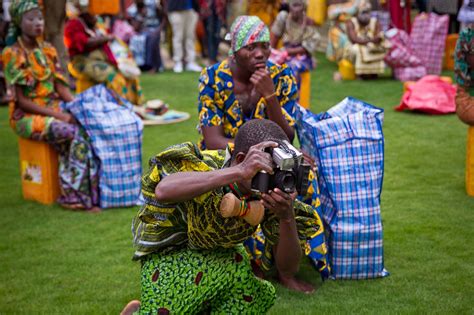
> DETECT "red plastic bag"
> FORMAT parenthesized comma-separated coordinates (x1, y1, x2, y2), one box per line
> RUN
(395, 75, 457, 114)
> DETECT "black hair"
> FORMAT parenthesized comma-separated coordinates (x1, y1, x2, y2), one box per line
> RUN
(136, 2, 146, 10)
(232, 119, 289, 161)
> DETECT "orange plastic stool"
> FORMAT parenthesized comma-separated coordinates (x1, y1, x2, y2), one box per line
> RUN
(443, 34, 459, 71)
(299, 70, 311, 109)
(88, 0, 120, 15)
(18, 138, 60, 205)
(466, 126, 474, 196)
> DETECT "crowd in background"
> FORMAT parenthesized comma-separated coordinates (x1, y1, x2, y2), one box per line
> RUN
(0, 0, 471, 103)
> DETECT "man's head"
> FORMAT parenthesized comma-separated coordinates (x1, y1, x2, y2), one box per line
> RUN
(228, 15, 271, 72)
(232, 119, 289, 164)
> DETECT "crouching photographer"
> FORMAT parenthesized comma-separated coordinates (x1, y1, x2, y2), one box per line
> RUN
(122, 119, 326, 315)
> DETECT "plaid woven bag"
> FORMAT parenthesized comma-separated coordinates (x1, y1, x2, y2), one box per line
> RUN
(295, 98, 389, 279)
(384, 29, 427, 81)
(62, 85, 144, 208)
(409, 13, 449, 75)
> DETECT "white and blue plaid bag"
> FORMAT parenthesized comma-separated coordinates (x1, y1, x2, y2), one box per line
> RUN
(295, 97, 389, 279)
(63, 85, 143, 208)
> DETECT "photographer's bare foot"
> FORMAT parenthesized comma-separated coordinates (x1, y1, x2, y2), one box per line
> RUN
(278, 274, 315, 294)
(251, 260, 265, 279)
(120, 300, 140, 315)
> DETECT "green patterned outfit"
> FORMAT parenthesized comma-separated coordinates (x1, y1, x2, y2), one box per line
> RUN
(132, 142, 326, 313)
(140, 245, 275, 314)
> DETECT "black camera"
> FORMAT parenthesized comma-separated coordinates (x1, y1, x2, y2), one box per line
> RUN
(251, 140, 311, 196)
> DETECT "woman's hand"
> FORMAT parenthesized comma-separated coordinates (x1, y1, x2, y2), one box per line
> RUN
(261, 188, 297, 220)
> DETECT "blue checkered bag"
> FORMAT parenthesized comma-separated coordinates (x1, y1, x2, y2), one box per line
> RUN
(295, 98, 389, 279)
(62, 85, 143, 208)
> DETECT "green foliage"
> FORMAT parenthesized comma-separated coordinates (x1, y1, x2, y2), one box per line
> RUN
(0, 54, 473, 314)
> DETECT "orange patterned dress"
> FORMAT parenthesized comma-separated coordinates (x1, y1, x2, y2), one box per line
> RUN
(2, 40, 68, 140)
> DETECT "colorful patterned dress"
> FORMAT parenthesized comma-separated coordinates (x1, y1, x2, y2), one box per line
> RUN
(198, 59, 298, 149)
(343, 17, 387, 75)
(2, 40, 99, 209)
(64, 18, 144, 105)
(132, 142, 327, 312)
(455, 27, 474, 90)
(326, 0, 361, 62)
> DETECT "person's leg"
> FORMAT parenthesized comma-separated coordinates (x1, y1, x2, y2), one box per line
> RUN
(205, 11, 220, 64)
(138, 246, 275, 314)
(144, 27, 162, 72)
(184, 9, 201, 71)
(210, 247, 276, 313)
(150, 30, 163, 72)
(168, 11, 185, 72)
(45, 120, 100, 211)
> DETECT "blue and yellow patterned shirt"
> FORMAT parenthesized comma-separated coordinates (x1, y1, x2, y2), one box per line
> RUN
(197, 59, 299, 149)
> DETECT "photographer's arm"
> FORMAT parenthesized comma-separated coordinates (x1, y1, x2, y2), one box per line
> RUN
(155, 167, 244, 203)
(155, 141, 277, 203)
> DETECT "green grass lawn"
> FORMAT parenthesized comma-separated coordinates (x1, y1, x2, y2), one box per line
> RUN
(1, 54, 473, 314)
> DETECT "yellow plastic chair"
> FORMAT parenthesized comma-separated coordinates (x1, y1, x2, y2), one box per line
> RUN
(338, 59, 356, 80)
(307, 0, 327, 25)
(466, 126, 474, 196)
(67, 62, 95, 94)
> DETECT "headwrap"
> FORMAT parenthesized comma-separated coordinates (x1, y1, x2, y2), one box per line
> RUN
(227, 15, 270, 55)
(358, 0, 372, 12)
(5, 0, 40, 46)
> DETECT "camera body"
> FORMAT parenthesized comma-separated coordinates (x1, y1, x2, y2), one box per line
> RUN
(251, 140, 311, 196)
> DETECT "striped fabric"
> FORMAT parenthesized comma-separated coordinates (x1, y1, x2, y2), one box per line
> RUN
(295, 98, 389, 279)
(62, 85, 143, 208)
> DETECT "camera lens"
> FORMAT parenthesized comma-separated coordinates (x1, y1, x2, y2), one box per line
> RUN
(274, 171, 295, 193)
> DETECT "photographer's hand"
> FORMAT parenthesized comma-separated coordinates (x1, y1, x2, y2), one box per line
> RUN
(236, 141, 278, 180)
(260, 188, 297, 220)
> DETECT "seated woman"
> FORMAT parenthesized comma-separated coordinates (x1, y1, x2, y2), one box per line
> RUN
(269, 0, 320, 87)
(64, 1, 144, 105)
(2, 0, 99, 211)
(343, 1, 388, 79)
(326, 0, 361, 63)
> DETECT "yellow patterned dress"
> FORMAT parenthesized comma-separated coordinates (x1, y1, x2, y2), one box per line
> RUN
(197, 59, 298, 149)
(132, 142, 328, 274)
